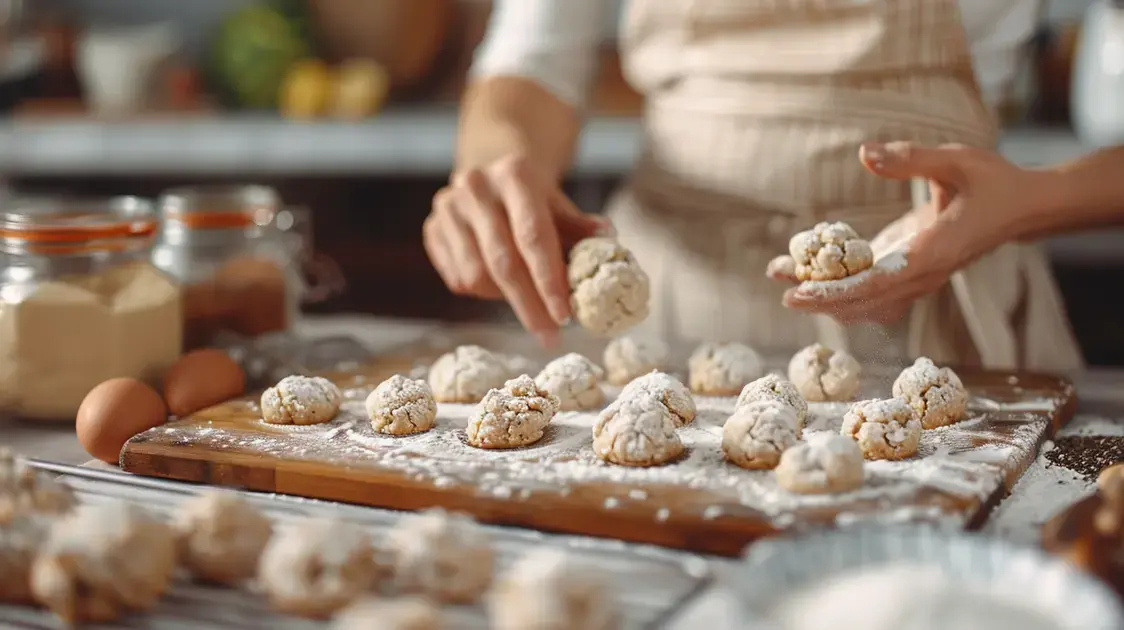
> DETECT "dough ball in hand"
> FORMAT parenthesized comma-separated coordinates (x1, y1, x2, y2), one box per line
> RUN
(534, 353, 605, 411)
(841, 398, 922, 461)
(173, 490, 273, 585)
(466, 375, 560, 449)
(381, 508, 493, 604)
(0, 449, 74, 521)
(568, 237, 650, 337)
(788, 221, 874, 282)
(603, 336, 669, 386)
(0, 514, 52, 604)
(775, 433, 865, 495)
(30, 502, 177, 624)
(593, 394, 684, 467)
(260, 375, 342, 425)
(723, 400, 802, 470)
(427, 345, 510, 404)
(736, 374, 808, 428)
(787, 343, 862, 402)
(620, 371, 696, 427)
(366, 374, 438, 436)
(333, 597, 441, 630)
(688, 342, 764, 396)
(258, 518, 377, 619)
(892, 357, 968, 429)
(489, 548, 619, 630)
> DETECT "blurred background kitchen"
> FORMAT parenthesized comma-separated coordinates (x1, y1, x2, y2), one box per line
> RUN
(1, 0, 1123, 365)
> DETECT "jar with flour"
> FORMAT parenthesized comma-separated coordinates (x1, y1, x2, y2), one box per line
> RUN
(0, 197, 183, 421)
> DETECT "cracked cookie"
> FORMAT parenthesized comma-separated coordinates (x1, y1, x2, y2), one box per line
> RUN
(603, 336, 669, 386)
(787, 343, 862, 403)
(775, 433, 865, 495)
(0, 449, 74, 521)
(366, 374, 438, 436)
(891, 357, 969, 429)
(534, 353, 605, 412)
(722, 400, 802, 470)
(688, 342, 764, 396)
(735, 374, 808, 428)
(593, 392, 683, 467)
(618, 370, 696, 427)
(841, 398, 922, 461)
(788, 221, 874, 282)
(568, 237, 650, 337)
(465, 375, 560, 449)
(261, 375, 342, 426)
(428, 345, 511, 404)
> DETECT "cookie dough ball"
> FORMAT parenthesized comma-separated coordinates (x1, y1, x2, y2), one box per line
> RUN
(603, 336, 669, 386)
(775, 433, 865, 495)
(334, 597, 441, 630)
(173, 490, 273, 585)
(428, 345, 511, 403)
(466, 375, 560, 449)
(490, 549, 619, 630)
(841, 398, 922, 461)
(722, 400, 802, 470)
(593, 394, 684, 467)
(260, 375, 342, 426)
(620, 371, 696, 426)
(688, 342, 764, 396)
(382, 508, 493, 604)
(0, 514, 51, 604)
(892, 357, 969, 429)
(366, 374, 438, 436)
(30, 502, 177, 624)
(259, 518, 377, 619)
(787, 343, 862, 402)
(736, 374, 808, 428)
(788, 221, 874, 282)
(534, 353, 605, 411)
(568, 237, 650, 337)
(499, 353, 539, 379)
(0, 449, 74, 520)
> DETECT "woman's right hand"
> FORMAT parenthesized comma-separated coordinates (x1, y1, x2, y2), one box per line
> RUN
(423, 155, 610, 347)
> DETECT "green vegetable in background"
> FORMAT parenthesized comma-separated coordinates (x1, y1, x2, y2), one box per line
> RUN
(208, 2, 313, 110)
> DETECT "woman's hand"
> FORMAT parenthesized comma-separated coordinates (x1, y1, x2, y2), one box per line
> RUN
(423, 154, 610, 347)
(768, 141, 1041, 323)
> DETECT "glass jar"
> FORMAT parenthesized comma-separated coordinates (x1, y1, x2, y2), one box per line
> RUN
(0, 196, 183, 421)
(153, 185, 303, 349)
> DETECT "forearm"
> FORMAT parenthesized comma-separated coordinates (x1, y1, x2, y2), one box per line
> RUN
(1014, 147, 1124, 240)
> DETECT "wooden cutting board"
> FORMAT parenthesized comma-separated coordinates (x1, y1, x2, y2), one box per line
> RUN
(120, 329, 1077, 557)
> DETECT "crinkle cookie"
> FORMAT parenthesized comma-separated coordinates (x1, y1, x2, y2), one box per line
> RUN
(787, 343, 862, 403)
(775, 433, 865, 495)
(841, 398, 922, 461)
(465, 375, 560, 449)
(366, 374, 438, 435)
(381, 508, 493, 604)
(788, 221, 874, 282)
(688, 342, 764, 396)
(592, 394, 683, 467)
(736, 374, 808, 428)
(722, 400, 802, 470)
(334, 597, 441, 630)
(489, 549, 619, 630)
(173, 490, 273, 585)
(261, 375, 342, 425)
(619, 370, 696, 427)
(568, 237, 650, 337)
(0, 514, 52, 604)
(534, 353, 605, 411)
(892, 357, 969, 429)
(603, 336, 669, 386)
(0, 449, 74, 521)
(427, 345, 511, 404)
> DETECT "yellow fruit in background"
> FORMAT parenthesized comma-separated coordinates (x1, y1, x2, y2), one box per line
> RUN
(329, 59, 390, 120)
(280, 59, 333, 119)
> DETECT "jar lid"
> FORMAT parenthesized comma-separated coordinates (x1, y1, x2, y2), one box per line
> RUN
(0, 196, 158, 254)
(159, 185, 280, 230)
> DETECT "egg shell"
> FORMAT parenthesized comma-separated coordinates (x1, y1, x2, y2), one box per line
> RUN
(163, 349, 246, 417)
(77, 378, 167, 464)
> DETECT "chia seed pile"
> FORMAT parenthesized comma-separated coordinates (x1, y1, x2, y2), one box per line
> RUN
(1045, 436, 1124, 480)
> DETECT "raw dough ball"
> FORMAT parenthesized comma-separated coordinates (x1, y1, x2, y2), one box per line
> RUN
(334, 597, 441, 630)
(593, 394, 684, 467)
(568, 237, 650, 336)
(0, 514, 51, 604)
(722, 400, 802, 470)
(787, 343, 862, 402)
(736, 374, 808, 428)
(788, 221, 874, 282)
(173, 490, 273, 585)
(500, 353, 539, 379)
(620, 371, 696, 427)
(382, 508, 493, 603)
(688, 342, 764, 396)
(775, 433, 865, 495)
(534, 353, 605, 411)
(30, 502, 177, 624)
(490, 548, 618, 630)
(603, 336, 669, 386)
(0, 449, 74, 521)
(366, 374, 438, 435)
(892, 357, 969, 429)
(261, 375, 342, 426)
(466, 375, 560, 449)
(427, 345, 511, 403)
(259, 517, 377, 618)
(841, 398, 922, 461)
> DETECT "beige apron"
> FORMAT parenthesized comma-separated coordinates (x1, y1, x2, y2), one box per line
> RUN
(607, 0, 1084, 372)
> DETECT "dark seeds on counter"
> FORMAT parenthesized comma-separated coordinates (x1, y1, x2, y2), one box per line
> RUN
(1045, 437, 1124, 480)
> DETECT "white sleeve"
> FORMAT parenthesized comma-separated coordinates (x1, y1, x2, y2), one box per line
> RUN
(469, 0, 608, 109)
(958, 0, 1041, 108)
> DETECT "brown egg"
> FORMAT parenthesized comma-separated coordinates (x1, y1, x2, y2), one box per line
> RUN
(77, 378, 168, 464)
(163, 348, 246, 417)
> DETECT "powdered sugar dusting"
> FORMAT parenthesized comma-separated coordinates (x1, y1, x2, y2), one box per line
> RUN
(796, 249, 908, 297)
